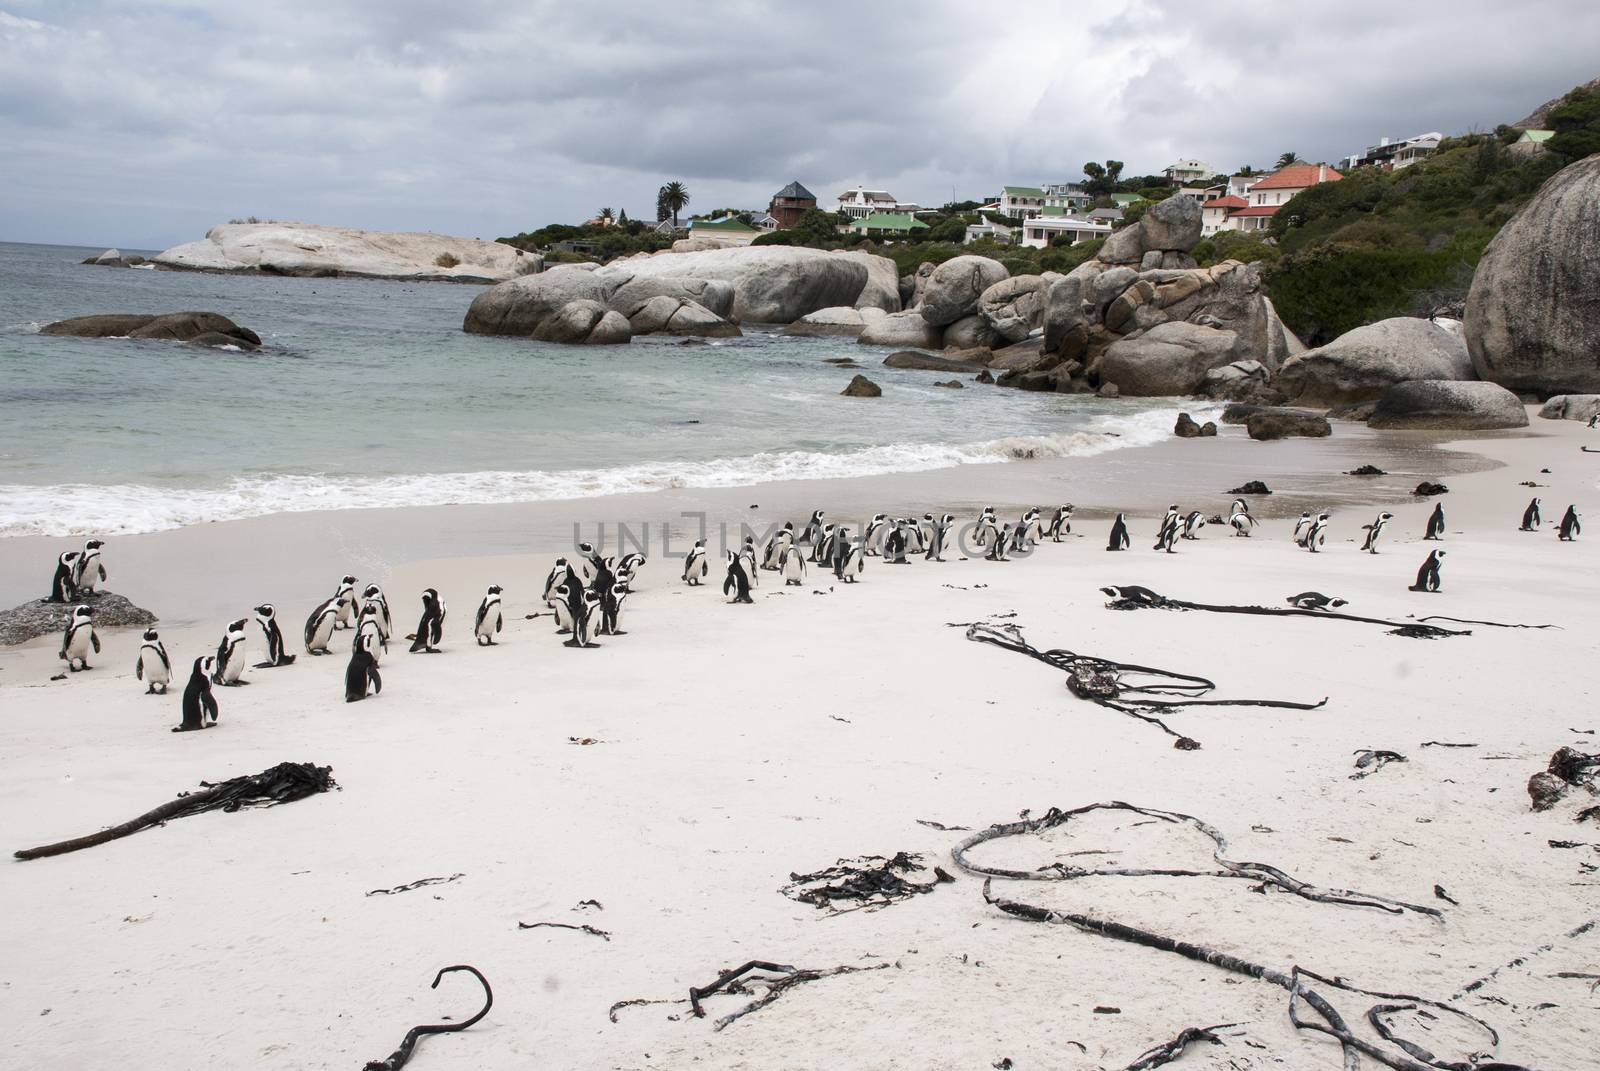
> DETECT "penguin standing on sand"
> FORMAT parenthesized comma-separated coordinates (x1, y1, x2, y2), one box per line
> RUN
(1181, 511, 1206, 540)
(1107, 513, 1131, 551)
(409, 588, 446, 653)
(253, 604, 297, 667)
(1046, 505, 1073, 542)
(345, 645, 382, 703)
(1558, 505, 1582, 541)
(987, 523, 1012, 561)
(1228, 499, 1257, 537)
(333, 575, 360, 629)
(1409, 549, 1445, 593)
(212, 620, 249, 685)
(1011, 510, 1040, 553)
(682, 541, 709, 586)
(72, 539, 106, 594)
(304, 597, 340, 655)
(739, 537, 761, 589)
(550, 581, 577, 635)
(1292, 512, 1312, 544)
(1156, 505, 1178, 542)
(574, 542, 605, 587)
(474, 585, 504, 646)
(761, 524, 794, 570)
(174, 657, 219, 730)
(883, 521, 910, 564)
(614, 553, 646, 588)
(46, 550, 80, 603)
(59, 605, 99, 671)
(135, 628, 172, 694)
(1520, 498, 1542, 531)
(601, 581, 630, 635)
(780, 544, 808, 586)
(801, 510, 826, 547)
(1303, 513, 1330, 553)
(974, 507, 997, 546)
(1423, 502, 1445, 541)
(835, 528, 865, 583)
(361, 584, 393, 641)
(926, 513, 954, 561)
(1287, 591, 1348, 611)
(1153, 513, 1179, 553)
(723, 550, 755, 604)
(1359, 512, 1394, 554)
(897, 518, 925, 556)
(863, 514, 889, 556)
(355, 602, 388, 664)
(567, 589, 603, 647)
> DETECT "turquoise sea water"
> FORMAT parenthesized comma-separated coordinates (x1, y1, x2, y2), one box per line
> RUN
(0, 241, 1194, 537)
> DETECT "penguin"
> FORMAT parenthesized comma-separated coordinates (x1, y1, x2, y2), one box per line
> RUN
(1409, 549, 1445, 593)
(1011, 510, 1040, 553)
(354, 602, 387, 664)
(1156, 505, 1179, 542)
(71, 539, 106, 594)
(801, 510, 826, 547)
(812, 523, 836, 564)
(987, 523, 1012, 561)
(1046, 505, 1073, 542)
(601, 581, 630, 635)
(566, 589, 603, 647)
(1286, 591, 1348, 611)
(135, 627, 172, 694)
(1590, 413, 1600, 429)
(550, 581, 577, 635)
(408, 588, 446, 653)
(1153, 513, 1179, 554)
(926, 513, 954, 561)
(723, 549, 755, 604)
(739, 537, 761, 588)
(58, 604, 100, 671)
(682, 541, 709, 586)
(762, 525, 795, 569)
(1303, 513, 1330, 553)
(1359, 512, 1394, 554)
(174, 657, 219, 730)
(545, 558, 572, 606)
(1106, 513, 1131, 551)
(883, 521, 910, 564)
(46, 550, 80, 603)
(1292, 512, 1312, 545)
(835, 528, 865, 583)
(863, 514, 890, 556)
(614, 552, 646, 587)
(1228, 499, 1257, 537)
(333, 575, 360, 629)
(345, 645, 382, 703)
(361, 584, 393, 640)
(212, 619, 249, 685)
(1558, 505, 1582, 542)
(574, 542, 604, 586)
(918, 513, 938, 551)
(1180, 511, 1206, 540)
(1099, 585, 1163, 605)
(780, 544, 808, 586)
(1520, 497, 1542, 531)
(253, 603, 297, 667)
(304, 597, 340, 655)
(898, 518, 925, 555)
(474, 585, 504, 646)
(1423, 502, 1445, 541)
(974, 507, 997, 546)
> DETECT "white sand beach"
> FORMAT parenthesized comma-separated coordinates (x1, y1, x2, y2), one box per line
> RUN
(2, 416, 1596, 1070)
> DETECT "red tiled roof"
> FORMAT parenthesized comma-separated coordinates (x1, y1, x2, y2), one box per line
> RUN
(1203, 196, 1248, 210)
(1228, 205, 1280, 217)
(1251, 164, 1343, 190)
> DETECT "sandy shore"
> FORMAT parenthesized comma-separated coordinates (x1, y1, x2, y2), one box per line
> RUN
(2, 414, 1596, 1069)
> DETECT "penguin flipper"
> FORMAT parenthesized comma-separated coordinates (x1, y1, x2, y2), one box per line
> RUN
(136, 660, 144, 680)
(91, 633, 101, 654)
(369, 667, 382, 694)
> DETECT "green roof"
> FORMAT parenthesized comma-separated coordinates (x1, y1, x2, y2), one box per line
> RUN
(848, 212, 928, 232)
(1517, 129, 1555, 142)
(690, 218, 760, 233)
(1040, 205, 1070, 216)
(1004, 186, 1045, 198)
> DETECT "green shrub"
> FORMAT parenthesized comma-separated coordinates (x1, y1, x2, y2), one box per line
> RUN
(1038, 240, 1102, 273)
(1265, 244, 1482, 345)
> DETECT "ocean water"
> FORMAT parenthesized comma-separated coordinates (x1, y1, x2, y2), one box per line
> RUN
(0, 241, 1198, 537)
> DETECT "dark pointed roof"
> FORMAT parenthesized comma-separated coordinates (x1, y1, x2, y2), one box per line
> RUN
(773, 180, 816, 201)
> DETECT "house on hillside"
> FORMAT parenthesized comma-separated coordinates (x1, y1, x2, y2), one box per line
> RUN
(964, 216, 1015, 245)
(1162, 159, 1213, 185)
(688, 217, 762, 246)
(1044, 183, 1093, 213)
(1200, 195, 1247, 236)
(1018, 216, 1113, 249)
(999, 186, 1047, 218)
(1202, 163, 1343, 233)
(836, 186, 922, 220)
(768, 181, 817, 228)
(848, 212, 929, 238)
(1510, 129, 1554, 158)
(1109, 193, 1144, 208)
(750, 213, 780, 233)
(1341, 133, 1443, 171)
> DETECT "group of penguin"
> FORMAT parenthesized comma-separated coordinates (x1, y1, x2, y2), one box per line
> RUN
(535, 545, 646, 647)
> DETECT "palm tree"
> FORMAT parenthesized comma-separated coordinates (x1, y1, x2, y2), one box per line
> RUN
(597, 207, 614, 226)
(661, 181, 690, 229)
(1275, 152, 1299, 170)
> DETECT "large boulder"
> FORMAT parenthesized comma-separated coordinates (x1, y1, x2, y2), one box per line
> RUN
(0, 591, 157, 647)
(155, 222, 540, 282)
(859, 310, 943, 349)
(785, 306, 882, 337)
(531, 300, 632, 345)
(1097, 321, 1239, 396)
(1464, 154, 1600, 394)
(944, 314, 1001, 351)
(1367, 380, 1530, 430)
(1141, 195, 1203, 252)
(596, 246, 869, 323)
(841, 374, 882, 398)
(978, 275, 1047, 343)
(1197, 360, 1279, 404)
(1246, 410, 1333, 440)
(626, 296, 740, 338)
(1275, 317, 1475, 404)
(1539, 394, 1600, 421)
(919, 256, 1009, 326)
(464, 267, 621, 336)
(882, 350, 988, 372)
(40, 311, 262, 349)
(1041, 276, 1089, 360)
(607, 275, 736, 320)
(830, 250, 903, 312)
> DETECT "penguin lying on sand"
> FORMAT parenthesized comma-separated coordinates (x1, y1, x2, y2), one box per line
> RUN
(1287, 592, 1348, 611)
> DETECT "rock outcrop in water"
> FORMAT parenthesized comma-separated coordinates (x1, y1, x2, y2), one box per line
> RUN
(0, 591, 157, 647)
(1275, 317, 1474, 405)
(155, 222, 542, 283)
(81, 248, 148, 268)
(41, 312, 263, 350)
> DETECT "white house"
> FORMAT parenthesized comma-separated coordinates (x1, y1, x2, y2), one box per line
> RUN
(1162, 158, 1213, 185)
(836, 186, 924, 220)
(1200, 196, 1247, 236)
(1342, 133, 1443, 171)
(1203, 163, 1343, 233)
(964, 217, 1015, 245)
(1225, 174, 1261, 199)
(1173, 187, 1210, 205)
(999, 186, 1047, 218)
(1019, 216, 1113, 249)
(1043, 182, 1093, 213)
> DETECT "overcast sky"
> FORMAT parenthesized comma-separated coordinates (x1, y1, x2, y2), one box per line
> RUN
(3, 0, 1598, 250)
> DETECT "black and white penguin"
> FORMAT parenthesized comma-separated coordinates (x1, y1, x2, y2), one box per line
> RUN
(1287, 591, 1348, 611)
(1359, 512, 1394, 554)
(58, 604, 99, 671)
(862, 514, 889, 556)
(883, 521, 910, 564)
(1010, 510, 1039, 553)
(304, 596, 340, 655)
(361, 584, 393, 640)
(354, 602, 388, 664)
(1046, 505, 1073, 542)
(135, 627, 172, 694)
(926, 513, 954, 561)
(1228, 499, 1257, 538)
(1181, 511, 1206, 540)
(780, 544, 807, 586)
(174, 657, 219, 730)
(1303, 513, 1330, 553)
(1520, 497, 1542, 531)
(1409, 549, 1445, 593)
(566, 589, 603, 647)
(601, 581, 630, 635)
(574, 542, 605, 587)
(739, 537, 761, 589)
(1156, 505, 1179, 541)
(212, 619, 249, 685)
(614, 553, 646, 588)
(682, 541, 709, 586)
(408, 588, 446, 653)
(473, 585, 504, 646)
(1292, 512, 1312, 544)
(987, 523, 1012, 561)
(1558, 505, 1582, 541)
(1100, 585, 1163, 605)
(345, 645, 382, 703)
(333, 575, 360, 629)
(835, 528, 865, 583)
(253, 604, 297, 667)
(550, 581, 577, 635)
(1153, 513, 1179, 553)
(812, 523, 837, 564)
(974, 507, 997, 546)
(723, 549, 755, 604)
(801, 510, 826, 547)
(762, 524, 795, 570)
(1106, 513, 1130, 551)
(46, 550, 80, 603)
(1423, 502, 1445, 541)
(71, 539, 106, 594)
